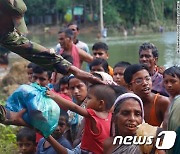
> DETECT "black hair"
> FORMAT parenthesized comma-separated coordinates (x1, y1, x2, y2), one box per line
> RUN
(109, 85, 127, 98)
(60, 109, 69, 124)
(139, 42, 158, 58)
(113, 61, 131, 69)
(89, 58, 109, 73)
(88, 84, 116, 110)
(54, 76, 69, 92)
(124, 64, 149, 84)
(58, 28, 73, 39)
(16, 127, 36, 143)
(68, 75, 88, 86)
(67, 23, 79, 31)
(27, 62, 37, 69)
(92, 42, 108, 52)
(32, 65, 52, 80)
(163, 66, 180, 79)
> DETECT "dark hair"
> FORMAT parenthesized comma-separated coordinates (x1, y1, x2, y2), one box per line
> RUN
(92, 42, 108, 52)
(113, 61, 131, 69)
(60, 109, 69, 124)
(33, 65, 52, 79)
(67, 23, 79, 31)
(139, 42, 158, 58)
(54, 76, 69, 92)
(109, 85, 127, 98)
(89, 58, 109, 73)
(27, 62, 37, 69)
(58, 28, 73, 39)
(163, 66, 180, 79)
(124, 64, 149, 84)
(88, 84, 116, 110)
(68, 75, 88, 86)
(16, 127, 36, 143)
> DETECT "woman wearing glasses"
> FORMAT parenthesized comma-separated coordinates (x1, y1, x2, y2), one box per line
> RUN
(124, 64, 170, 127)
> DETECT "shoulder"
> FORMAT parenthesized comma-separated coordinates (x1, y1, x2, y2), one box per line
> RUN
(156, 94, 170, 112)
(58, 136, 73, 150)
(37, 138, 45, 147)
(157, 94, 170, 105)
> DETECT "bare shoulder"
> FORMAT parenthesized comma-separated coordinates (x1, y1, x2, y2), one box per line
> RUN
(157, 95, 170, 105)
(156, 95, 170, 113)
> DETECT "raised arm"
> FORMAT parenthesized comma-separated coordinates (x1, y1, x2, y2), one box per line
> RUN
(46, 135, 68, 154)
(78, 48, 93, 63)
(46, 90, 89, 117)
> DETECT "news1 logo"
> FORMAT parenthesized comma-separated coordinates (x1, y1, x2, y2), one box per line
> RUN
(113, 131, 176, 150)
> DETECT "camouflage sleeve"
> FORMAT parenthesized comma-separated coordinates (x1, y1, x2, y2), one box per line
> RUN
(1, 0, 27, 16)
(0, 29, 72, 75)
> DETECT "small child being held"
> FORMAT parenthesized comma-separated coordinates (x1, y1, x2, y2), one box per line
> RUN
(46, 84, 116, 154)
(16, 127, 36, 154)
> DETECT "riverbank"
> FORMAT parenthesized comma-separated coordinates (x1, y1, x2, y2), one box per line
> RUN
(27, 23, 176, 37)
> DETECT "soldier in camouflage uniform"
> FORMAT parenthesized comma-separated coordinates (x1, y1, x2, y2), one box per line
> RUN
(0, 0, 103, 126)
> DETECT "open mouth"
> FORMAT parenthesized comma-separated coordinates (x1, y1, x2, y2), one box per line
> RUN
(142, 87, 151, 93)
(126, 124, 137, 130)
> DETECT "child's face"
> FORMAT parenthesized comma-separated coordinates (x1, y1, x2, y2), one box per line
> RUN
(85, 89, 100, 110)
(113, 67, 126, 86)
(69, 78, 87, 103)
(17, 137, 36, 154)
(52, 116, 67, 139)
(90, 64, 105, 73)
(163, 74, 180, 98)
(93, 49, 109, 60)
(60, 84, 71, 97)
(130, 69, 152, 97)
(27, 68, 33, 82)
(32, 72, 50, 87)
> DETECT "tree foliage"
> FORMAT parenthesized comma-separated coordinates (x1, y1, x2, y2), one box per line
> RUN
(23, 0, 175, 28)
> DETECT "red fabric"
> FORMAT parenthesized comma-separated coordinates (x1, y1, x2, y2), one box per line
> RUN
(81, 109, 112, 154)
(60, 44, 81, 68)
(36, 133, 43, 143)
(52, 90, 72, 111)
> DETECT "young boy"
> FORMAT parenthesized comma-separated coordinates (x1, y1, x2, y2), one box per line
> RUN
(89, 58, 109, 74)
(124, 64, 170, 127)
(36, 111, 72, 154)
(27, 62, 36, 83)
(46, 84, 116, 154)
(163, 66, 180, 100)
(163, 66, 180, 154)
(113, 61, 131, 88)
(16, 127, 36, 154)
(92, 42, 113, 76)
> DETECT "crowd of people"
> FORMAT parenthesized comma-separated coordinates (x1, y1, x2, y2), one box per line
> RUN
(0, 0, 180, 154)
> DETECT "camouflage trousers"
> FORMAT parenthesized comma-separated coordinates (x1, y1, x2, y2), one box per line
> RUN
(0, 29, 71, 74)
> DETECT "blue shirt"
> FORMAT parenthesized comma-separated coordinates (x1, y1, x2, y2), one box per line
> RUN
(36, 136, 72, 154)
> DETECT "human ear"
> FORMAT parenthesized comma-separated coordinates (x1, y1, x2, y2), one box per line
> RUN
(99, 100, 105, 110)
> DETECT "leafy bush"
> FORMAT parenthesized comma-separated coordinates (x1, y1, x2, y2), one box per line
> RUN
(0, 100, 18, 154)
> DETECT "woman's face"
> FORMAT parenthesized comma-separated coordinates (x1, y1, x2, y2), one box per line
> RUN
(115, 98, 143, 137)
(69, 78, 87, 103)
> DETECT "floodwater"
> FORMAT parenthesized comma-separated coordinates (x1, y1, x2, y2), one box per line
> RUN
(1, 31, 180, 75)
(27, 31, 179, 68)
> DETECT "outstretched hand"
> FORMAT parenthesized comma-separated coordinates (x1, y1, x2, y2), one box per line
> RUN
(9, 109, 29, 127)
(46, 89, 57, 100)
(69, 65, 105, 84)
